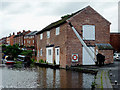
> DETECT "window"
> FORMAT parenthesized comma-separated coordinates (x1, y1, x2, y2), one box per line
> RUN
(47, 31, 50, 38)
(40, 33, 43, 40)
(48, 49, 51, 55)
(57, 49, 59, 55)
(40, 49, 42, 56)
(83, 25, 95, 40)
(56, 27, 60, 35)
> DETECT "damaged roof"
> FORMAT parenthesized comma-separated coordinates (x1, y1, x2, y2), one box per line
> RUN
(96, 43, 113, 50)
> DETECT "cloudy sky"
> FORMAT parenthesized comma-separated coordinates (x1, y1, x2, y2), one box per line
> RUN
(0, 0, 119, 38)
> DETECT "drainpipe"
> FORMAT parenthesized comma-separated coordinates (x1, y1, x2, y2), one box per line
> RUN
(68, 22, 97, 63)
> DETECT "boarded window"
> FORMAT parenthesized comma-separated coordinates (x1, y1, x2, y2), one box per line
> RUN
(83, 25, 95, 40)
(56, 27, 60, 35)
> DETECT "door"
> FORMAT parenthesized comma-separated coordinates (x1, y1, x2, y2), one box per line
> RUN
(46, 47, 53, 64)
(55, 48, 60, 65)
(82, 46, 95, 65)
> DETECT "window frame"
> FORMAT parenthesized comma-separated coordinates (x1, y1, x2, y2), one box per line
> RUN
(56, 27, 60, 35)
(47, 31, 50, 38)
(40, 49, 42, 56)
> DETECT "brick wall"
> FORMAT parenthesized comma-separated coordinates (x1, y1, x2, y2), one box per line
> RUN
(37, 23, 67, 68)
(66, 6, 112, 66)
(110, 33, 120, 52)
(99, 50, 113, 64)
(37, 6, 112, 68)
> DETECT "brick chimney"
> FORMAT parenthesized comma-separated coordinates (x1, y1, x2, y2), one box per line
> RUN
(28, 30, 31, 33)
(23, 30, 25, 33)
(13, 32, 15, 35)
(17, 31, 21, 35)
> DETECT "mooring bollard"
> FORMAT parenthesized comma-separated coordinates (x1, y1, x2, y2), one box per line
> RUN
(109, 68, 111, 71)
(115, 80, 117, 85)
(110, 73, 112, 76)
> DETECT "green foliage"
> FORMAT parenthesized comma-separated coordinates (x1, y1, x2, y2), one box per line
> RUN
(2, 44, 6, 48)
(20, 50, 33, 57)
(30, 46, 35, 49)
(31, 58, 37, 63)
(39, 59, 44, 63)
(16, 61, 23, 64)
(91, 81, 97, 89)
(61, 14, 70, 19)
(3, 44, 22, 59)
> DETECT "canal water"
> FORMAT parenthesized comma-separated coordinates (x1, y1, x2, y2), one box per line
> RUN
(0, 65, 95, 88)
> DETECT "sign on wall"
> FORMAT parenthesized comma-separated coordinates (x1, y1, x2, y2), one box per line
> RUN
(72, 54, 78, 62)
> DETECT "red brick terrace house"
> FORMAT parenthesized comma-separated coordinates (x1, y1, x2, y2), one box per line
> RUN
(14, 30, 31, 46)
(36, 6, 113, 68)
(6, 33, 15, 46)
(110, 32, 120, 52)
(24, 31, 37, 50)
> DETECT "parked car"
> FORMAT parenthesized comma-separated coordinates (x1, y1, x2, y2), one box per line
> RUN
(113, 53, 120, 60)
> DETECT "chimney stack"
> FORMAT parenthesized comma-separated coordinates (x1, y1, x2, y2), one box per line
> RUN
(13, 32, 15, 35)
(17, 31, 21, 35)
(23, 30, 25, 33)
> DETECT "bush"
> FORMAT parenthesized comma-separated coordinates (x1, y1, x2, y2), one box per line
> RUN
(31, 58, 37, 63)
(39, 59, 44, 63)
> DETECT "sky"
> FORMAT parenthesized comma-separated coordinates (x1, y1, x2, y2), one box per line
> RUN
(0, 0, 119, 38)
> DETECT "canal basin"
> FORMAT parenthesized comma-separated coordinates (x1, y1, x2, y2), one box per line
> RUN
(0, 65, 95, 88)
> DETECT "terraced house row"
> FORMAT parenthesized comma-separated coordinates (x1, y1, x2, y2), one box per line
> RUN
(36, 6, 113, 68)
(0, 30, 37, 51)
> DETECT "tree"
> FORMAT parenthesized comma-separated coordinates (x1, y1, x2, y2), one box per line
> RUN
(3, 44, 22, 59)
(20, 50, 33, 58)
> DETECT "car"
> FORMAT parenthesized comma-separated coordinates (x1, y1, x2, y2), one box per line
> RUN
(113, 53, 120, 60)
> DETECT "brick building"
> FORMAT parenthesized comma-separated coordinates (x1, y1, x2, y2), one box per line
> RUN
(6, 33, 15, 46)
(36, 6, 113, 68)
(14, 30, 31, 46)
(24, 31, 37, 49)
(0, 37, 7, 45)
(110, 32, 120, 52)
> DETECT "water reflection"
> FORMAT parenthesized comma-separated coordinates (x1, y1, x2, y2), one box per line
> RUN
(37, 68, 86, 88)
(0, 65, 95, 88)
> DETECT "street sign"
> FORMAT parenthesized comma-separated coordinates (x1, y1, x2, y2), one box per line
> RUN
(72, 54, 78, 62)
